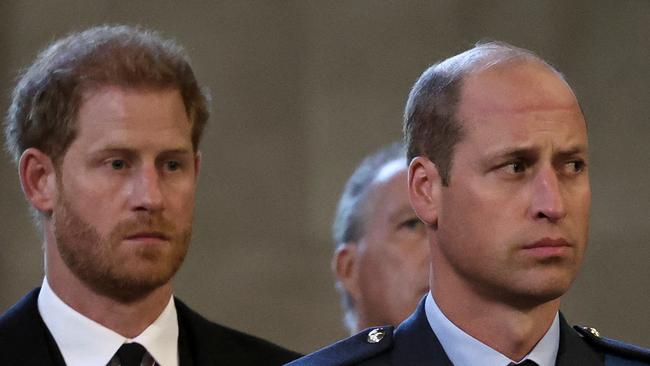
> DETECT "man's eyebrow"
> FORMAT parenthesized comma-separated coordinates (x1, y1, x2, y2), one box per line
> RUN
(556, 145, 588, 157)
(90, 147, 136, 156)
(485, 146, 538, 161)
(485, 144, 588, 161)
(158, 148, 194, 156)
(94, 146, 193, 153)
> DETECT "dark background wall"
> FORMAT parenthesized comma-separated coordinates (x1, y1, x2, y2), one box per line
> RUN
(0, 0, 648, 353)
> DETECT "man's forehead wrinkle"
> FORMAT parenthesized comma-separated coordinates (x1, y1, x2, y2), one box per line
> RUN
(464, 99, 581, 115)
(460, 92, 579, 118)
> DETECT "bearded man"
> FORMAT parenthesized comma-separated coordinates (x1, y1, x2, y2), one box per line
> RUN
(0, 25, 299, 366)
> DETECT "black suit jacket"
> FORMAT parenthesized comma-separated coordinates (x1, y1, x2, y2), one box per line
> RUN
(287, 298, 650, 365)
(0, 288, 301, 365)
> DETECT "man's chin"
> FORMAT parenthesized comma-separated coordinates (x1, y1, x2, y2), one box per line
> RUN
(77, 253, 185, 303)
(504, 283, 570, 310)
(86, 269, 175, 303)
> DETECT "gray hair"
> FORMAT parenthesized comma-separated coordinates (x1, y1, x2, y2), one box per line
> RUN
(332, 141, 406, 333)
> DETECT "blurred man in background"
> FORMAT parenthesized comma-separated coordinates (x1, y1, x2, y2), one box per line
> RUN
(332, 142, 429, 334)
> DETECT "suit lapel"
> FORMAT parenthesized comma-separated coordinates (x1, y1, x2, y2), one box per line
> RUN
(390, 298, 454, 366)
(177, 309, 195, 366)
(176, 298, 203, 366)
(555, 313, 604, 366)
(0, 288, 66, 366)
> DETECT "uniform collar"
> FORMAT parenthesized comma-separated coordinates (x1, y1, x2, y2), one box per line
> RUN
(424, 292, 559, 366)
(38, 277, 179, 366)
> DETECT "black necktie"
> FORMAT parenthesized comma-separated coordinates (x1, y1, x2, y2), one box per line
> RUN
(116, 343, 147, 366)
(508, 360, 539, 366)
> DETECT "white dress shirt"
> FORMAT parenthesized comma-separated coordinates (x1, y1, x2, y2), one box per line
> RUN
(425, 292, 559, 366)
(38, 277, 179, 366)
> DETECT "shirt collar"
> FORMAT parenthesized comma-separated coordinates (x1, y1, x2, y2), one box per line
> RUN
(424, 292, 559, 366)
(38, 277, 179, 366)
(132, 294, 179, 366)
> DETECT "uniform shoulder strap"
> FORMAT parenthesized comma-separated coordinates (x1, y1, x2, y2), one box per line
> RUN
(285, 326, 394, 366)
(573, 325, 650, 364)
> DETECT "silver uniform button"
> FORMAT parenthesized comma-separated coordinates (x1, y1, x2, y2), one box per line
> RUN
(585, 327, 600, 337)
(367, 328, 385, 343)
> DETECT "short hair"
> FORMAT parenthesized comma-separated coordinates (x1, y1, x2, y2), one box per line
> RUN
(403, 41, 561, 185)
(332, 141, 406, 332)
(4, 24, 210, 166)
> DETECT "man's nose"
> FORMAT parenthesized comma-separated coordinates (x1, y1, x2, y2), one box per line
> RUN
(131, 165, 163, 212)
(529, 166, 566, 222)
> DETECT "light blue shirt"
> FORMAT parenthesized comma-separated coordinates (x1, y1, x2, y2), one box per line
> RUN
(425, 292, 559, 366)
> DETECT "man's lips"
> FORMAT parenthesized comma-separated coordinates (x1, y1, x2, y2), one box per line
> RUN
(522, 237, 571, 249)
(124, 231, 170, 241)
(521, 238, 572, 257)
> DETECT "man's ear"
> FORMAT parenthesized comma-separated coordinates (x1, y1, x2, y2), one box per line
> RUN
(19, 148, 58, 214)
(408, 156, 442, 227)
(332, 243, 361, 300)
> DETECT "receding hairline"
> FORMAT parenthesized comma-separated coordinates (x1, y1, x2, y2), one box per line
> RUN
(403, 41, 576, 175)
(437, 41, 562, 80)
(450, 44, 574, 113)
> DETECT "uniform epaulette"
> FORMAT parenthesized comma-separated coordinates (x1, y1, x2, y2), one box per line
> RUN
(286, 326, 394, 366)
(574, 325, 650, 364)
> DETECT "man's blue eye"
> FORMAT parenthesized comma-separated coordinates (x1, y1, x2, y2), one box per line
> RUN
(166, 161, 180, 171)
(111, 160, 125, 170)
(508, 161, 526, 173)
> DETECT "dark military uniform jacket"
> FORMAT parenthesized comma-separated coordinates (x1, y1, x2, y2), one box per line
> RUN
(0, 288, 301, 365)
(287, 299, 650, 366)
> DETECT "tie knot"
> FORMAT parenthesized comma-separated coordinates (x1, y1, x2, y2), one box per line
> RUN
(116, 342, 147, 366)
